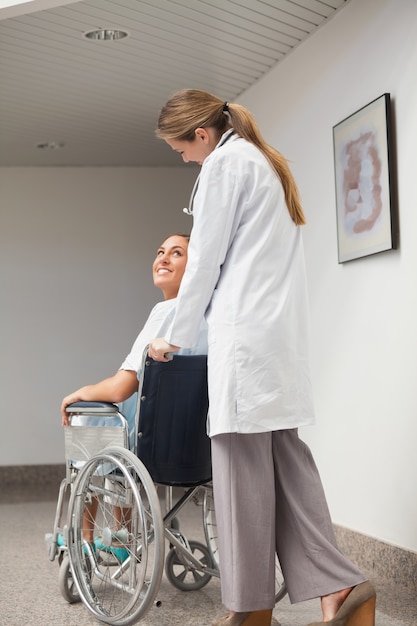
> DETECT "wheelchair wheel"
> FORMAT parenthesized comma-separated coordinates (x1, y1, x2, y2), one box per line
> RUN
(165, 540, 213, 591)
(202, 485, 220, 570)
(58, 554, 81, 604)
(67, 447, 164, 626)
(274, 559, 287, 603)
(202, 485, 287, 603)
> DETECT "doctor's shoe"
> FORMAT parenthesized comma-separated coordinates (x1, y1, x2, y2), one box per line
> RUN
(307, 581, 376, 626)
(211, 610, 279, 626)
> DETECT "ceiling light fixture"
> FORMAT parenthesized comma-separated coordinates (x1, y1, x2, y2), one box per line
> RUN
(84, 29, 129, 41)
(36, 142, 65, 150)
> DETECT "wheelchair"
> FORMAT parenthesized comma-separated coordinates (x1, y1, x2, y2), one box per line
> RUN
(48, 352, 286, 625)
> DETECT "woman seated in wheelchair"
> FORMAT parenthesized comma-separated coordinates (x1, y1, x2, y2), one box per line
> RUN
(61, 233, 208, 554)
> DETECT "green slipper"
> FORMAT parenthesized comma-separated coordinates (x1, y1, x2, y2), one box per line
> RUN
(94, 537, 129, 563)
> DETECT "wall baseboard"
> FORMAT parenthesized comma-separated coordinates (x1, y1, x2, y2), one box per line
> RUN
(0, 463, 65, 502)
(334, 525, 417, 590)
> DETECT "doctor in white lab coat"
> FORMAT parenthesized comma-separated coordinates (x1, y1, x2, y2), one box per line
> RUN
(150, 90, 374, 626)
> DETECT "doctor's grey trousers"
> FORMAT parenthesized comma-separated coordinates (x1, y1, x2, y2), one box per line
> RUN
(210, 429, 366, 612)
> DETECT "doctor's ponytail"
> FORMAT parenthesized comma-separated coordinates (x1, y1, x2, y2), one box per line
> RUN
(223, 102, 306, 226)
(156, 89, 306, 226)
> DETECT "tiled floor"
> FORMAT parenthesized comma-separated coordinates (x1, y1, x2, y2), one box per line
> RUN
(0, 480, 415, 626)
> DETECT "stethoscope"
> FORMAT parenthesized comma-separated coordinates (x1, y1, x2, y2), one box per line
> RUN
(182, 129, 235, 216)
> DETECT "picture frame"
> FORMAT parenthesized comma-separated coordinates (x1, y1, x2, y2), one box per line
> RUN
(332, 93, 397, 263)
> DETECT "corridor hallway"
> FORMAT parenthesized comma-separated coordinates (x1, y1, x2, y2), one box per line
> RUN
(1, 469, 415, 626)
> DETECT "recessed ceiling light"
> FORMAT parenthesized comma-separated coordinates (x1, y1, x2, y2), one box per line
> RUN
(36, 142, 65, 150)
(84, 29, 129, 41)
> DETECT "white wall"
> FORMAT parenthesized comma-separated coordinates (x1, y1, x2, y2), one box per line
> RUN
(241, 0, 417, 552)
(0, 166, 198, 464)
(1, 0, 416, 554)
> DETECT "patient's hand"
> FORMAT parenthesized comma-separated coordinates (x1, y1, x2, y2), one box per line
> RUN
(61, 392, 81, 426)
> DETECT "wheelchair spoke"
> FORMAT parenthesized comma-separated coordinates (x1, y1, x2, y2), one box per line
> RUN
(67, 448, 164, 626)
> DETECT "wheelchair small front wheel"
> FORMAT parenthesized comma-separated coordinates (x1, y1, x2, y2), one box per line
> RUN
(58, 554, 81, 604)
(165, 540, 213, 591)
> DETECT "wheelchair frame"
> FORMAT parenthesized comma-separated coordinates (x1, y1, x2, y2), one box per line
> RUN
(48, 351, 286, 625)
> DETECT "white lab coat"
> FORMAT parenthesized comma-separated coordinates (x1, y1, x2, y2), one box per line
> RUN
(165, 131, 315, 437)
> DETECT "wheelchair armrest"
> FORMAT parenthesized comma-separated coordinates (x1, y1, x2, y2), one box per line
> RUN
(66, 401, 119, 413)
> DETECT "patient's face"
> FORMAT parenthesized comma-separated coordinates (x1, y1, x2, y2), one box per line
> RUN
(152, 235, 189, 300)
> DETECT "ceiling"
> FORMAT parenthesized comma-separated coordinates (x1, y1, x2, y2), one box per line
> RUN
(0, 0, 349, 167)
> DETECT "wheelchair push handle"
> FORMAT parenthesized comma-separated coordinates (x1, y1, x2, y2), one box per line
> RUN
(145, 343, 174, 361)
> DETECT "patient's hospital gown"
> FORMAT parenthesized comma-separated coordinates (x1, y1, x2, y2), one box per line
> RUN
(71, 298, 208, 467)
(118, 298, 208, 448)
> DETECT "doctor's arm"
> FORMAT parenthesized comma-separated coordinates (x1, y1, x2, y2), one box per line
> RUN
(163, 161, 241, 350)
(148, 338, 180, 362)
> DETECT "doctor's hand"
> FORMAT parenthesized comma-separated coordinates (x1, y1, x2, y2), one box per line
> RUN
(148, 338, 180, 362)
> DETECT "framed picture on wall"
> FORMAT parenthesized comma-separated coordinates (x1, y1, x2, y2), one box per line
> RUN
(332, 93, 397, 263)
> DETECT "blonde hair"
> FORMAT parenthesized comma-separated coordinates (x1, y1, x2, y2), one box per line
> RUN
(156, 89, 306, 226)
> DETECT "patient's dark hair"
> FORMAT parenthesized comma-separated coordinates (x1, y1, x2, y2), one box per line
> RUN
(164, 233, 190, 241)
